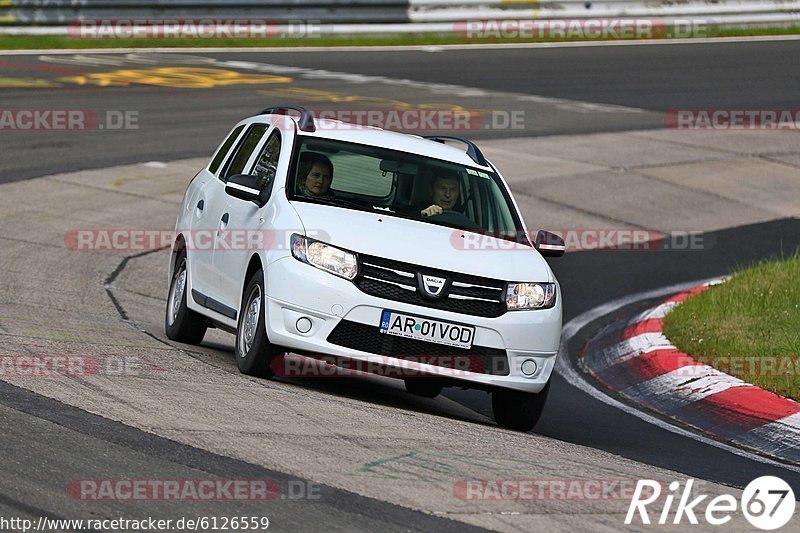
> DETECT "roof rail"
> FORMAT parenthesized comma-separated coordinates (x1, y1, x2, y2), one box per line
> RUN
(259, 105, 316, 132)
(423, 135, 488, 166)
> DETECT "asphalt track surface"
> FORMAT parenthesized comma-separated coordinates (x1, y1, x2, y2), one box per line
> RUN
(0, 379, 483, 532)
(2, 39, 799, 182)
(1, 41, 799, 530)
(215, 40, 800, 110)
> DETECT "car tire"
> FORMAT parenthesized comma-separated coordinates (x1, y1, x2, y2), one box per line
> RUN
(491, 381, 551, 432)
(404, 378, 443, 398)
(236, 269, 283, 378)
(165, 251, 207, 345)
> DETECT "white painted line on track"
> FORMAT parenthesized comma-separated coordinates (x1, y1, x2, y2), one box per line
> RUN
(592, 332, 676, 369)
(555, 277, 800, 475)
(1, 33, 800, 56)
(201, 57, 645, 114)
(633, 301, 680, 321)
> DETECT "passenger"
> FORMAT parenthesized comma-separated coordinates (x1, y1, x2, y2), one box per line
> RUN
(297, 152, 334, 199)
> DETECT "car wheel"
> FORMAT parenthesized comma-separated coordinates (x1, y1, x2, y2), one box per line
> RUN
(236, 269, 283, 378)
(491, 381, 551, 432)
(165, 251, 207, 345)
(404, 378, 443, 398)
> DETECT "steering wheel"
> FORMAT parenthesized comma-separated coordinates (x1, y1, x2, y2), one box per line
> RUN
(430, 209, 481, 230)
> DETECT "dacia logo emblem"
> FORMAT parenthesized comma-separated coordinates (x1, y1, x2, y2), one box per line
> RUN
(421, 274, 446, 297)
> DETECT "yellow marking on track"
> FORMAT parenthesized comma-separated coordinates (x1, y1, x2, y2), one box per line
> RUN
(0, 15, 17, 23)
(0, 77, 59, 88)
(59, 67, 292, 88)
(112, 174, 152, 187)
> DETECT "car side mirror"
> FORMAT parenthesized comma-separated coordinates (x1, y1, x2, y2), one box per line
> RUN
(535, 230, 565, 257)
(225, 174, 266, 206)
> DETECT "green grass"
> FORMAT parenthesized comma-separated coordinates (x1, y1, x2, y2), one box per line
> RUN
(0, 25, 799, 49)
(663, 252, 800, 401)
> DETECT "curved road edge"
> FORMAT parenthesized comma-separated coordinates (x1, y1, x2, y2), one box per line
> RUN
(557, 280, 800, 475)
(580, 281, 800, 465)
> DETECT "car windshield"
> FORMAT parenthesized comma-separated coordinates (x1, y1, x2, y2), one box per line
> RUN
(288, 136, 527, 241)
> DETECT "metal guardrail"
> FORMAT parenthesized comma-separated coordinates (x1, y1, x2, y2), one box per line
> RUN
(1, 0, 798, 27)
(0, 0, 411, 25)
(408, 0, 800, 22)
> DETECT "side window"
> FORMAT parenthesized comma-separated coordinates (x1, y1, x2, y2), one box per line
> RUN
(208, 124, 245, 174)
(221, 124, 268, 181)
(251, 131, 281, 193)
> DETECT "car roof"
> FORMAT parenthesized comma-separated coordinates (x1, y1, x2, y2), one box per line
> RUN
(253, 113, 493, 170)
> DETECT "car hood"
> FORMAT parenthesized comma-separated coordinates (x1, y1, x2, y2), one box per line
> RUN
(291, 202, 554, 283)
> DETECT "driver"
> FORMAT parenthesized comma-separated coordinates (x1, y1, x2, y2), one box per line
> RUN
(419, 174, 460, 217)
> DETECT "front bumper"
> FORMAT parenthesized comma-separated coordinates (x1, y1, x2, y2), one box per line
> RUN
(263, 257, 562, 393)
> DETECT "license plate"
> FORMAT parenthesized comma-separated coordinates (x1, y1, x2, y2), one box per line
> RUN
(378, 310, 475, 350)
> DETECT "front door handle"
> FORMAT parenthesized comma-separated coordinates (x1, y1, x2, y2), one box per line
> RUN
(196, 199, 204, 211)
(221, 213, 229, 224)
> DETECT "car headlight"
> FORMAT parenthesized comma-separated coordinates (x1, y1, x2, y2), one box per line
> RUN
(290, 234, 358, 280)
(505, 282, 557, 310)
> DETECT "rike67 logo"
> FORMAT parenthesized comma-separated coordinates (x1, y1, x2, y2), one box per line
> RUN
(626, 477, 796, 530)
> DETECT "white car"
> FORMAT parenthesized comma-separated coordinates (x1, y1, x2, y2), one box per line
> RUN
(166, 106, 564, 431)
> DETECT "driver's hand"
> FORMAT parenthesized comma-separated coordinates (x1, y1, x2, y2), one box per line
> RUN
(421, 204, 443, 217)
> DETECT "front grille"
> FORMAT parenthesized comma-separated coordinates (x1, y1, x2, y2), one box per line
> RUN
(355, 254, 507, 318)
(327, 320, 509, 376)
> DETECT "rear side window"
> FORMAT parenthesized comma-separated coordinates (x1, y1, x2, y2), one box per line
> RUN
(222, 124, 268, 181)
(208, 125, 244, 174)
(251, 131, 281, 190)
